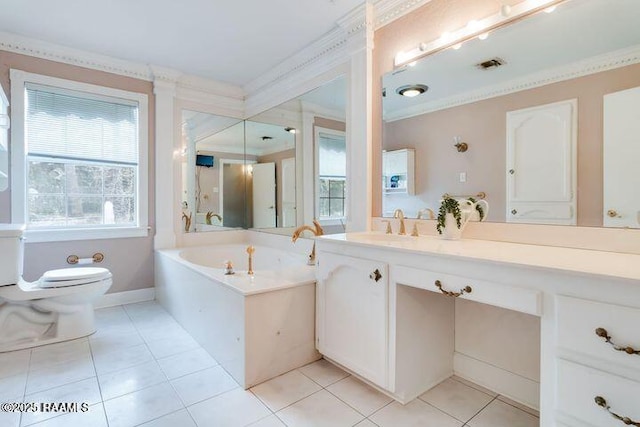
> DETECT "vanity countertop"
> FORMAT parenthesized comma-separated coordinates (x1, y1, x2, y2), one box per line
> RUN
(319, 232, 640, 282)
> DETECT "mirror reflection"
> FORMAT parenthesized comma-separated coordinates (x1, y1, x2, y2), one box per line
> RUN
(381, 0, 640, 228)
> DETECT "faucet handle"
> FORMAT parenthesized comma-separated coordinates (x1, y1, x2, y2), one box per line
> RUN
(381, 220, 392, 234)
(411, 223, 419, 237)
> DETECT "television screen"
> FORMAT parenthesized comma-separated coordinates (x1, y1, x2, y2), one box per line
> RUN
(196, 154, 214, 168)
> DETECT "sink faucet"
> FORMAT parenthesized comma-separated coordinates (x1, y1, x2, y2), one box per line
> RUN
(393, 209, 406, 235)
(417, 208, 436, 220)
(292, 219, 324, 265)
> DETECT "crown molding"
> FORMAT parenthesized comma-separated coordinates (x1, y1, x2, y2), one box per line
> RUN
(373, 0, 433, 29)
(0, 31, 246, 109)
(384, 44, 640, 122)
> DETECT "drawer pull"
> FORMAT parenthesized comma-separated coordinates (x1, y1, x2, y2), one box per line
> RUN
(434, 280, 472, 297)
(594, 396, 640, 426)
(369, 269, 382, 282)
(595, 328, 640, 355)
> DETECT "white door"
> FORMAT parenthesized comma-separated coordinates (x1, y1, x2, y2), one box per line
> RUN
(281, 157, 296, 227)
(317, 252, 388, 388)
(252, 162, 276, 228)
(506, 99, 577, 225)
(603, 86, 640, 228)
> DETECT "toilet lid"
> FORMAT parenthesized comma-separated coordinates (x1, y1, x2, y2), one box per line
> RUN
(40, 267, 112, 288)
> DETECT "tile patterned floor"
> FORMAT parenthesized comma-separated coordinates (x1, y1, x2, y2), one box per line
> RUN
(0, 302, 540, 427)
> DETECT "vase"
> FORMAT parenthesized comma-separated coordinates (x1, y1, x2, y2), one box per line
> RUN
(441, 212, 463, 240)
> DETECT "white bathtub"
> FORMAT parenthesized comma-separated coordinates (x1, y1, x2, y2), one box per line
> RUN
(155, 243, 320, 388)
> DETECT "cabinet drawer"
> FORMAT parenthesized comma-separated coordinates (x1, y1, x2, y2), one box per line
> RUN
(557, 296, 640, 370)
(392, 265, 542, 316)
(557, 359, 640, 427)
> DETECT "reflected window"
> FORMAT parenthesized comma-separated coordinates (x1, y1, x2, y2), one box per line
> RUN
(317, 129, 346, 219)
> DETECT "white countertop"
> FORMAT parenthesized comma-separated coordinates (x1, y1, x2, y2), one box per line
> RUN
(319, 232, 640, 282)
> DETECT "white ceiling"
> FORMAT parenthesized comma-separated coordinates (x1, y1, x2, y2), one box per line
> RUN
(0, 0, 364, 86)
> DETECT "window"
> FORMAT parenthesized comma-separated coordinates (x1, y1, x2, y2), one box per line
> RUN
(11, 70, 148, 242)
(316, 128, 346, 220)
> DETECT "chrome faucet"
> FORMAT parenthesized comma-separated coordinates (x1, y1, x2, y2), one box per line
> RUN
(292, 219, 324, 265)
(393, 209, 406, 235)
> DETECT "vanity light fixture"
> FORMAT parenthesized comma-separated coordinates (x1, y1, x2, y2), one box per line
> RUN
(396, 84, 428, 98)
(284, 127, 296, 134)
(394, 0, 567, 67)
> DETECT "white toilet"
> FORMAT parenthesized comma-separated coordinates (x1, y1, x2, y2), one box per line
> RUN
(0, 224, 113, 352)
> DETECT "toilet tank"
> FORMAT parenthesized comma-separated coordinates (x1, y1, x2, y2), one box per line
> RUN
(0, 224, 25, 286)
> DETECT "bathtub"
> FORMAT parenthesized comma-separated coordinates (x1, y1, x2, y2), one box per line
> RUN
(155, 243, 320, 388)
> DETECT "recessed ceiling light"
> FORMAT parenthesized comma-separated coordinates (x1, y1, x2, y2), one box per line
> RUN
(396, 84, 429, 98)
(261, 136, 273, 141)
(284, 127, 296, 134)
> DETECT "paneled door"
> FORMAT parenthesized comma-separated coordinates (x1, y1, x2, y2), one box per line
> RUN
(506, 99, 577, 225)
(252, 162, 276, 228)
(603, 86, 640, 228)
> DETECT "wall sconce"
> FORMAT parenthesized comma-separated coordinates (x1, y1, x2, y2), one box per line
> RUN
(454, 136, 468, 152)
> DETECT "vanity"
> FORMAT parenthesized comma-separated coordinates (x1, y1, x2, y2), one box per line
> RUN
(315, 231, 640, 427)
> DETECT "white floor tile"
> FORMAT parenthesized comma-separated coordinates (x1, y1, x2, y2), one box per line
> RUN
(0, 349, 31, 380)
(103, 382, 183, 427)
(27, 403, 107, 427)
(171, 366, 238, 406)
(467, 399, 539, 427)
(0, 373, 27, 401)
(137, 409, 197, 427)
(327, 376, 393, 416)
(98, 360, 167, 401)
(25, 358, 94, 395)
(92, 343, 153, 375)
(497, 396, 540, 418)
(145, 334, 200, 359)
(188, 388, 271, 427)
(370, 400, 463, 427)
(89, 329, 145, 356)
(157, 348, 217, 379)
(276, 389, 364, 427)
(137, 322, 188, 343)
(94, 306, 132, 329)
(0, 407, 20, 427)
(419, 377, 494, 422)
(298, 359, 349, 387)
(451, 376, 498, 397)
(251, 370, 322, 412)
(247, 414, 286, 427)
(30, 340, 90, 372)
(21, 377, 102, 426)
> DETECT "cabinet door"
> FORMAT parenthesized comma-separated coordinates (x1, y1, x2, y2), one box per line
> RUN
(317, 252, 388, 388)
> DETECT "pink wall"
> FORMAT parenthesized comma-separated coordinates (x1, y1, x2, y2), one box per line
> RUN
(0, 50, 156, 293)
(384, 63, 640, 225)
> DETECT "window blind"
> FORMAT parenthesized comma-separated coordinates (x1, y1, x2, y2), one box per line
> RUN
(26, 86, 139, 164)
(318, 133, 346, 177)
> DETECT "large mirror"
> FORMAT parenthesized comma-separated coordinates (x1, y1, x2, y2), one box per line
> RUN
(381, 0, 640, 228)
(181, 74, 347, 234)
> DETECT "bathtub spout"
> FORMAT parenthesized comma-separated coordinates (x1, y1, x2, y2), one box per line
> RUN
(291, 219, 324, 266)
(246, 246, 255, 275)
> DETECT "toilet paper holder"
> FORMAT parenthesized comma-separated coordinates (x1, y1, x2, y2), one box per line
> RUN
(67, 253, 104, 265)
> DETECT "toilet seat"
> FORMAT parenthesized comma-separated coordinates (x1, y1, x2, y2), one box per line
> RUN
(39, 267, 112, 289)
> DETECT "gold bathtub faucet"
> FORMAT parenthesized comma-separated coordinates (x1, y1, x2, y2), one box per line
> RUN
(291, 219, 324, 266)
(246, 246, 255, 276)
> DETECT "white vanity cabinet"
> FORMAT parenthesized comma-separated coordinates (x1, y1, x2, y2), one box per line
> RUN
(316, 251, 389, 388)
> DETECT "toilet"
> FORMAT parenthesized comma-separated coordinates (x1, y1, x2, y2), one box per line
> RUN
(0, 224, 113, 352)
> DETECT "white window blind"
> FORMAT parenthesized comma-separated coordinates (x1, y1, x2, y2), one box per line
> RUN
(318, 133, 346, 177)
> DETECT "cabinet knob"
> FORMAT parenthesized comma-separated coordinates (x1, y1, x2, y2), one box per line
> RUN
(595, 328, 639, 355)
(369, 269, 382, 282)
(607, 209, 620, 218)
(511, 209, 517, 215)
(594, 395, 639, 426)
(434, 280, 472, 298)
(509, 169, 515, 175)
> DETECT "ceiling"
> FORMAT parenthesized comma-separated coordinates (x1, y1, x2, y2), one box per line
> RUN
(0, 0, 364, 87)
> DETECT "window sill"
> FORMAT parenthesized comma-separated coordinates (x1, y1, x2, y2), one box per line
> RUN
(24, 226, 150, 243)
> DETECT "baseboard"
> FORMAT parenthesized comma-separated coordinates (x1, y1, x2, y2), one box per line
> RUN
(94, 287, 155, 309)
(454, 352, 540, 410)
